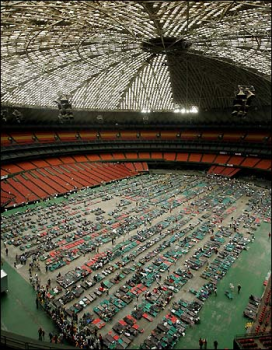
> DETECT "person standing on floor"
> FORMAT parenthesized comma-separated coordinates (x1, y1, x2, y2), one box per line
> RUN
(214, 340, 218, 349)
(199, 337, 204, 349)
(238, 284, 241, 294)
(203, 338, 207, 349)
(38, 327, 43, 341)
(36, 296, 39, 309)
(99, 334, 103, 348)
(49, 332, 53, 343)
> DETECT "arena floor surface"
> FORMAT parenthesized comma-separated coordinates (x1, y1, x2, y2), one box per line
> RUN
(1, 171, 271, 349)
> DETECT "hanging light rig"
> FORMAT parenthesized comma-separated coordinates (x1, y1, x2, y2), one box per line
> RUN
(54, 95, 74, 123)
(232, 85, 255, 118)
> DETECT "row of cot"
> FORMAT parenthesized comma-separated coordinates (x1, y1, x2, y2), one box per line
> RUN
(40, 206, 253, 346)
(44, 209, 208, 323)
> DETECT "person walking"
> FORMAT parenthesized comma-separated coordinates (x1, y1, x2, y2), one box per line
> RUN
(49, 332, 53, 343)
(199, 337, 204, 349)
(36, 296, 39, 309)
(99, 334, 104, 348)
(38, 327, 43, 341)
(203, 338, 207, 349)
(5, 247, 8, 256)
(214, 340, 218, 349)
(238, 284, 241, 294)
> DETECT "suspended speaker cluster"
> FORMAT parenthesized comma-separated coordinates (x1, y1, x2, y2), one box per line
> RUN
(54, 95, 74, 122)
(232, 85, 255, 117)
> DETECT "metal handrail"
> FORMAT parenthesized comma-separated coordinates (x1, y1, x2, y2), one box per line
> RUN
(1, 330, 75, 349)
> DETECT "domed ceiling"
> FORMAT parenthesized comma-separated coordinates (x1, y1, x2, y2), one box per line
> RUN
(1, 1, 271, 112)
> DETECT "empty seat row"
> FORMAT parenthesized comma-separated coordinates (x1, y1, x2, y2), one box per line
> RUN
(1, 153, 270, 176)
(0, 162, 147, 207)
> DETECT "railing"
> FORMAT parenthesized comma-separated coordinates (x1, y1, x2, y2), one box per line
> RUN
(1, 330, 75, 349)
(234, 331, 271, 339)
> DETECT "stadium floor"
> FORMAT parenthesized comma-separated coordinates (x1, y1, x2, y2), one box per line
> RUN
(1, 171, 271, 349)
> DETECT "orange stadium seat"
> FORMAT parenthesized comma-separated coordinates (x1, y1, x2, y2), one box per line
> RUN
(201, 154, 217, 163)
(9, 132, 35, 144)
(176, 153, 189, 161)
(188, 153, 202, 162)
(163, 152, 176, 161)
(34, 132, 56, 143)
(240, 157, 261, 168)
(78, 131, 97, 141)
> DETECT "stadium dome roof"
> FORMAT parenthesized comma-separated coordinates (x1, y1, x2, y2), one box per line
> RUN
(1, 1, 271, 112)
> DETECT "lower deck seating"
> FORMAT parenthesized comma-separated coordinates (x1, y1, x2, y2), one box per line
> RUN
(254, 159, 271, 170)
(1, 149, 270, 208)
(208, 166, 240, 178)
(240, 157, 261, 168)
(1, 162, 146, 207)
(1, 191, 16, 207)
